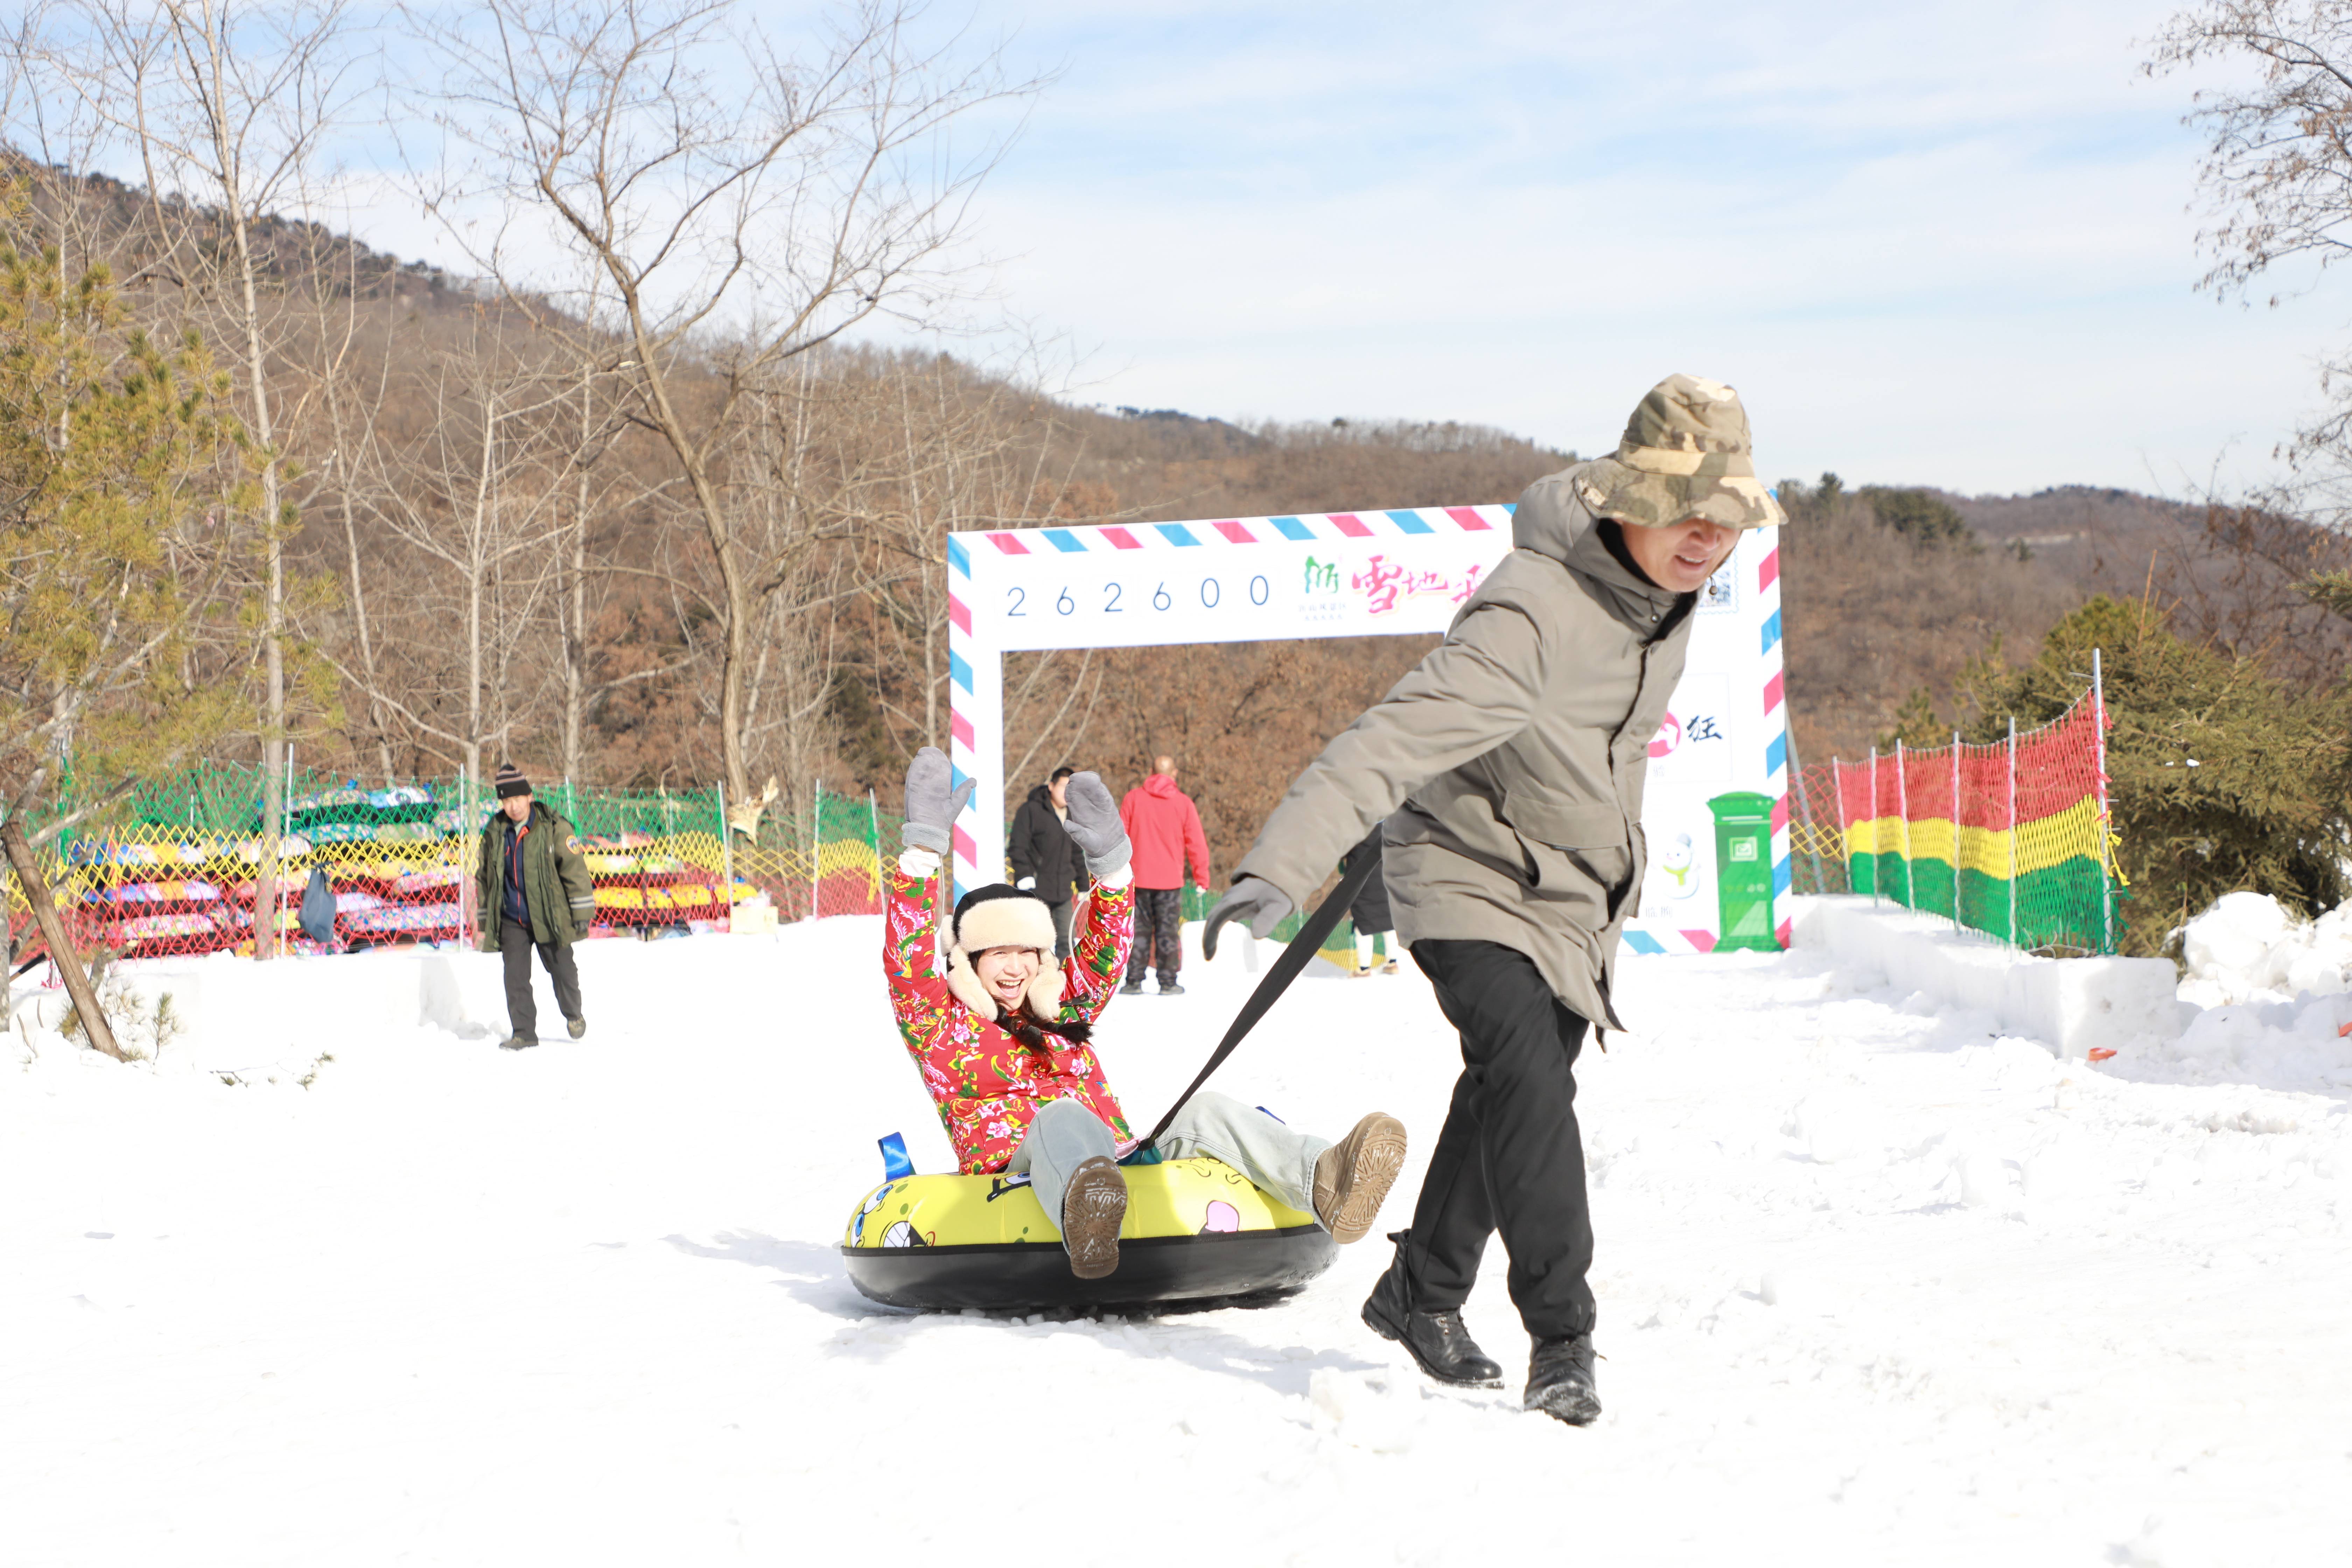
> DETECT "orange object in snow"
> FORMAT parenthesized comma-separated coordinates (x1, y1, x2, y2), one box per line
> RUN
(2087, 1047, 2117, 1062)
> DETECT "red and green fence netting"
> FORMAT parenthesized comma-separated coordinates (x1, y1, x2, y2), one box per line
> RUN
(1828, 686, 2119, 954)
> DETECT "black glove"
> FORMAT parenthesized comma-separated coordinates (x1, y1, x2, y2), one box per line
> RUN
(1059, 771, 1129, 877)
(901, 747, 977, 855)
(1202, 875, 1295, 960)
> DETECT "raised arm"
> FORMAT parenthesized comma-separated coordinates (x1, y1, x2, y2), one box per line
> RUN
(883, 853, 946, 989)
(1055, 769, 1134, 1024)
(886, 748, 976, 1010)
(1059, 874, 1133, 1024)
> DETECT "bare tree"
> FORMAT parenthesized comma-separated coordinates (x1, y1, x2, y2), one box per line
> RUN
(407, 0, 1042, 803)
(2149, 2, 2352, 304)
(860, 352, 1111, 806)
(338, 309, 572, 780)
(320, 293, 400, 781)
(21, 0, 366, 956)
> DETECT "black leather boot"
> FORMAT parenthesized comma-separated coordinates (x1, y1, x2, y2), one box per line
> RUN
(1360, 1231, 1504, 1388)
(1525, 1332, 1602, 1426)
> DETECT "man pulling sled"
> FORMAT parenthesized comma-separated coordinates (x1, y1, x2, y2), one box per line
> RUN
(1206, 374, 1784, 1426)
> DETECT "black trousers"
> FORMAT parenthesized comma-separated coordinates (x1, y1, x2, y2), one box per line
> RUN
(1124, 888, 1184, 985)
(1401, 938, 1596, 1340)
(500, 918, 582, 1040)
(1045, 898, 1074, 961)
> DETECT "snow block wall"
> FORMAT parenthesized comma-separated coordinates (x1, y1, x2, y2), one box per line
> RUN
(1788, 895, 2182, 1059)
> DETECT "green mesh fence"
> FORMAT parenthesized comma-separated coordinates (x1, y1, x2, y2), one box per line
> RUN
(4, 764, 899, 964)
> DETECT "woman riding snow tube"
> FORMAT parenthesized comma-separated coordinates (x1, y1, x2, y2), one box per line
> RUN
(842, 748, 1409, 1311)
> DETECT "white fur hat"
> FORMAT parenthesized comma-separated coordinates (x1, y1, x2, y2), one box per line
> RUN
(944, 884, 1064, 1021)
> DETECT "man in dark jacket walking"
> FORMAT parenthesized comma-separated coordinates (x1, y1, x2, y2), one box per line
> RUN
(1009, 766, 1082, 959)
(1204, 375, 1783, 1425)
(476, 763, 597, 1051)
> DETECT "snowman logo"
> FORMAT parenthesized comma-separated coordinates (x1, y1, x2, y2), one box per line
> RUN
(1658, 834, 1698, 902)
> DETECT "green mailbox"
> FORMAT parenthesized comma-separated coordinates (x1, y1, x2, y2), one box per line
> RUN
(1708, 790, 1781, 952)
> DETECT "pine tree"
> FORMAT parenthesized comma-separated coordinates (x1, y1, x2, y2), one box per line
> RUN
(0, 186, 253, 1055)
(1875, 686, 1949, 751)
(0, 219, 248, 815)
(1958, 596, 2352, 955)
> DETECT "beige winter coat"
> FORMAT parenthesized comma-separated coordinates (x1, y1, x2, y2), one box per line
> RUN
(1233, 462, 1695, 1027)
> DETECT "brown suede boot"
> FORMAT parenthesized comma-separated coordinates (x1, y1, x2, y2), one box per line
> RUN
(1060, 1156, 1128, 1280)
(1312, 1113, 1408, 1244)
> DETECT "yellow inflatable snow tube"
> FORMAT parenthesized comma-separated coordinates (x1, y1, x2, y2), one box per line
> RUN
(840, 1156, 1337, 1311)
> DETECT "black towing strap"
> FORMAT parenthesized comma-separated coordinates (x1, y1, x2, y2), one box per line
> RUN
(1141, 848, 1383, 1150)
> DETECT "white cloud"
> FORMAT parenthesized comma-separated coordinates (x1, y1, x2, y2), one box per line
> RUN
(863, 0, 2333, 493)
(292, 0, 2330, 494)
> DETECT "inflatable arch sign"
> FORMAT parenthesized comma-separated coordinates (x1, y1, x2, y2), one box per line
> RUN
(946, 506, 1792, 954)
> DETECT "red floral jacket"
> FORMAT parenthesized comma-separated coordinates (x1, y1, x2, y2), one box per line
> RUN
(883, 865, 1134, 1174)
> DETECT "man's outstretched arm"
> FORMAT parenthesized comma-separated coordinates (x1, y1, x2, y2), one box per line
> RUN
(1212, 601, 1549, 943)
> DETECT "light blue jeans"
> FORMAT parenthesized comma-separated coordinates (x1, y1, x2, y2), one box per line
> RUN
(1008, 1091, 1334, 1241)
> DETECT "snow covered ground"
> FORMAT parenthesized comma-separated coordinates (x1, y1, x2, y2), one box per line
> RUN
(6, 910, 2350, 1567)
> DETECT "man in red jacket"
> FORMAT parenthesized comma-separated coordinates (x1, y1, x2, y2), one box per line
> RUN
(1118, 755, 1211, 996)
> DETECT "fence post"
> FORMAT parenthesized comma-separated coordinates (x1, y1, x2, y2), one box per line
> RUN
(868, 789, 882, 916)
(1788, 732, 1825, 896)
(458, 764, 474, 946)
(808, 788, 819, 922)
(1950, 731, 1963, 934)
(2007, 715, 2019, 949)
(716, 779, 733, 930)
(279, 743, 295, 958)
(1831, 757, 1850, 894)
(2092, 646, 2112, 955)
(1894, 740, 1912, 911)
(1865, 747, 1879, 903)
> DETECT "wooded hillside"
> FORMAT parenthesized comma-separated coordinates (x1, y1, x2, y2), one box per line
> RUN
(5, 164, 2334, 882)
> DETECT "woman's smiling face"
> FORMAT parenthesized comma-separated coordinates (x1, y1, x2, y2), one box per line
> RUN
(974, 945, 1041, 1008)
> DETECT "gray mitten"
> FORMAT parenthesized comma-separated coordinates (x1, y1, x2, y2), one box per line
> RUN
(901, 746, 977, 854)
(1202, 875, 1295, 959)
(1059, 771, 1129, 877)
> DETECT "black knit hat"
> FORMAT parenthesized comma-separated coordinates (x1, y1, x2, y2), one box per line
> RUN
(494, 762, 532, 799)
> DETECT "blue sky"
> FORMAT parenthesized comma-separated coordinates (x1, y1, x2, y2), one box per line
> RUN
(339, 0, 2340, 496)
(918, 0, 2335, 495)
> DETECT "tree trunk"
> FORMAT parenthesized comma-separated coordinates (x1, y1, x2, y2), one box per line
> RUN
(721, 560, 751, 802)
(562, 365, 590, 788)
(328, 373, 393, 782)
(610, 301, 750, 800)
(1, 816, 125, 1062)
(464, 392, 494, 785)
(670, 445, 750, 802)
(224, 138, 286, 963)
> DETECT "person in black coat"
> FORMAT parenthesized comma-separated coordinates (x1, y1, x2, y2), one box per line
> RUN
(1009, 766, 1082, 959)
(1342, 824, 1397, 976)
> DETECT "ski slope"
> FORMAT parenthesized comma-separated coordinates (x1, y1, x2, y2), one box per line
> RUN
(4, 909, 2347, 1566)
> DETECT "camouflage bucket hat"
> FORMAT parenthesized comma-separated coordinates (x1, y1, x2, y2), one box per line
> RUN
(1575, 373, 1786, 530)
